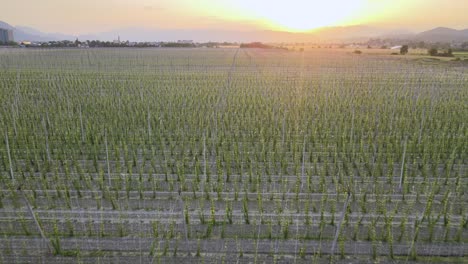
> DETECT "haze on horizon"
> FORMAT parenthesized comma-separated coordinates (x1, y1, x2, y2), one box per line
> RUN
(3, 0, 468, 35)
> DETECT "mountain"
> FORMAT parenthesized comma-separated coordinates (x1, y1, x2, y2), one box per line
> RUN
(310, 25, 400, 41)
(16, 26, 75, 41)
(414, 27, 468, 42)
(0, 21, 14, 30)
(1, 20, 467, 43)
(0, 21, 75, 42)
(78, 28, 318, 43)
(80, 26, 468, 43)
(78, 25, 406, 43)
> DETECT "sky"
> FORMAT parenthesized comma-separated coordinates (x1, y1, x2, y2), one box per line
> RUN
(3, 0, 468, 34)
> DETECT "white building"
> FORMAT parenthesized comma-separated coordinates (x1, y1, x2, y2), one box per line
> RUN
(113, 36, 121, 44)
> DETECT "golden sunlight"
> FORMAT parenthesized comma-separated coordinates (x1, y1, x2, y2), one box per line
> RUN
(232, 0, 366, 31)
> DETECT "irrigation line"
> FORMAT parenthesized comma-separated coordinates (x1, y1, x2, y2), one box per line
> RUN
(42, 116, 51, 162)
(105, 130, 111, 187)
(294, 212, 300, 263)
(406, 196, 430, 262)
(300, 136, 306, 193)
(11, 104, 17, 137)
(255, 218, 261, 261)
(398, 136, 408, 193)
(3, 208, 464, 226)
(18, 188, 52, 254)
(201, 132, 206, 193)
(178, 196, 191, 256)
(79, 104, 85, 143)
(5, 130, 14, 181)
(350, 107, 355, 158)
(147, 105, 151, 138)
(330, 191, 351, 261)
(418, 108, 425, 145)
(282, 111, 286, 147)
(14, 72, 20, 118)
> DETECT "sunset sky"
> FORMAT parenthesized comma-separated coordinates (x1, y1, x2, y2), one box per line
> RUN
(3, 0, 468, 34)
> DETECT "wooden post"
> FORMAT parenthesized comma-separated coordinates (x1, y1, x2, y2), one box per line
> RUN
(5, 130, 14, 181)
(399, 136, 408, 193)
(19, 189, 52, 254)
(330, 191, 351, 260)
(105, 130, 111, 187)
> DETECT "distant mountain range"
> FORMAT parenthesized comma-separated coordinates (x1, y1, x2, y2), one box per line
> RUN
(0, 21, 75, 42)
(1, 20, 467, 43)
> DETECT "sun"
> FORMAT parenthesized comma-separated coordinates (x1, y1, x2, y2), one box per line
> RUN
(232, 0, 366, 32)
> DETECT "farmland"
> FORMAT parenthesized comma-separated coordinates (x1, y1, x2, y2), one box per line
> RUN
(0, 47, 466, 263)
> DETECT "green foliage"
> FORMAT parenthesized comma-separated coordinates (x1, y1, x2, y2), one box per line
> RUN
(428, 48, 438, 56)
(400, 45, 409, 55)
(0, 48, 465, 262)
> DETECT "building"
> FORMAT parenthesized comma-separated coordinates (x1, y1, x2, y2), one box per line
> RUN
(0, 28, 14, 43)
(177, 40, 193, 44)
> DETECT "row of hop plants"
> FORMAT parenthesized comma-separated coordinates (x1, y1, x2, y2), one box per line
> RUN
(3, 181, 464, 237)
(2, 139, 463, 185)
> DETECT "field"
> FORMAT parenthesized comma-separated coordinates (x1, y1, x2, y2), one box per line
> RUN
(453, 51, 468, 60)
(0, 48, 466, 263)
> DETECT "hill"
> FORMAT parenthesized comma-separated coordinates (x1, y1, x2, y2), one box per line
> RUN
(414, 27, 468, 42)
(1, 20, 467, 43)
(0, 21, 74, 42)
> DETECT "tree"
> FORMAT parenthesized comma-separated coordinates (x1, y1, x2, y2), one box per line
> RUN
(447, 48, 453, 56)
(400, 45, 409, 55)
(461, 42, 468, 50)
(0, 41, 17, 46)
(74, 38, 81, 46)
(428, 48, 438, 56)
(417, 41, 426, 49)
